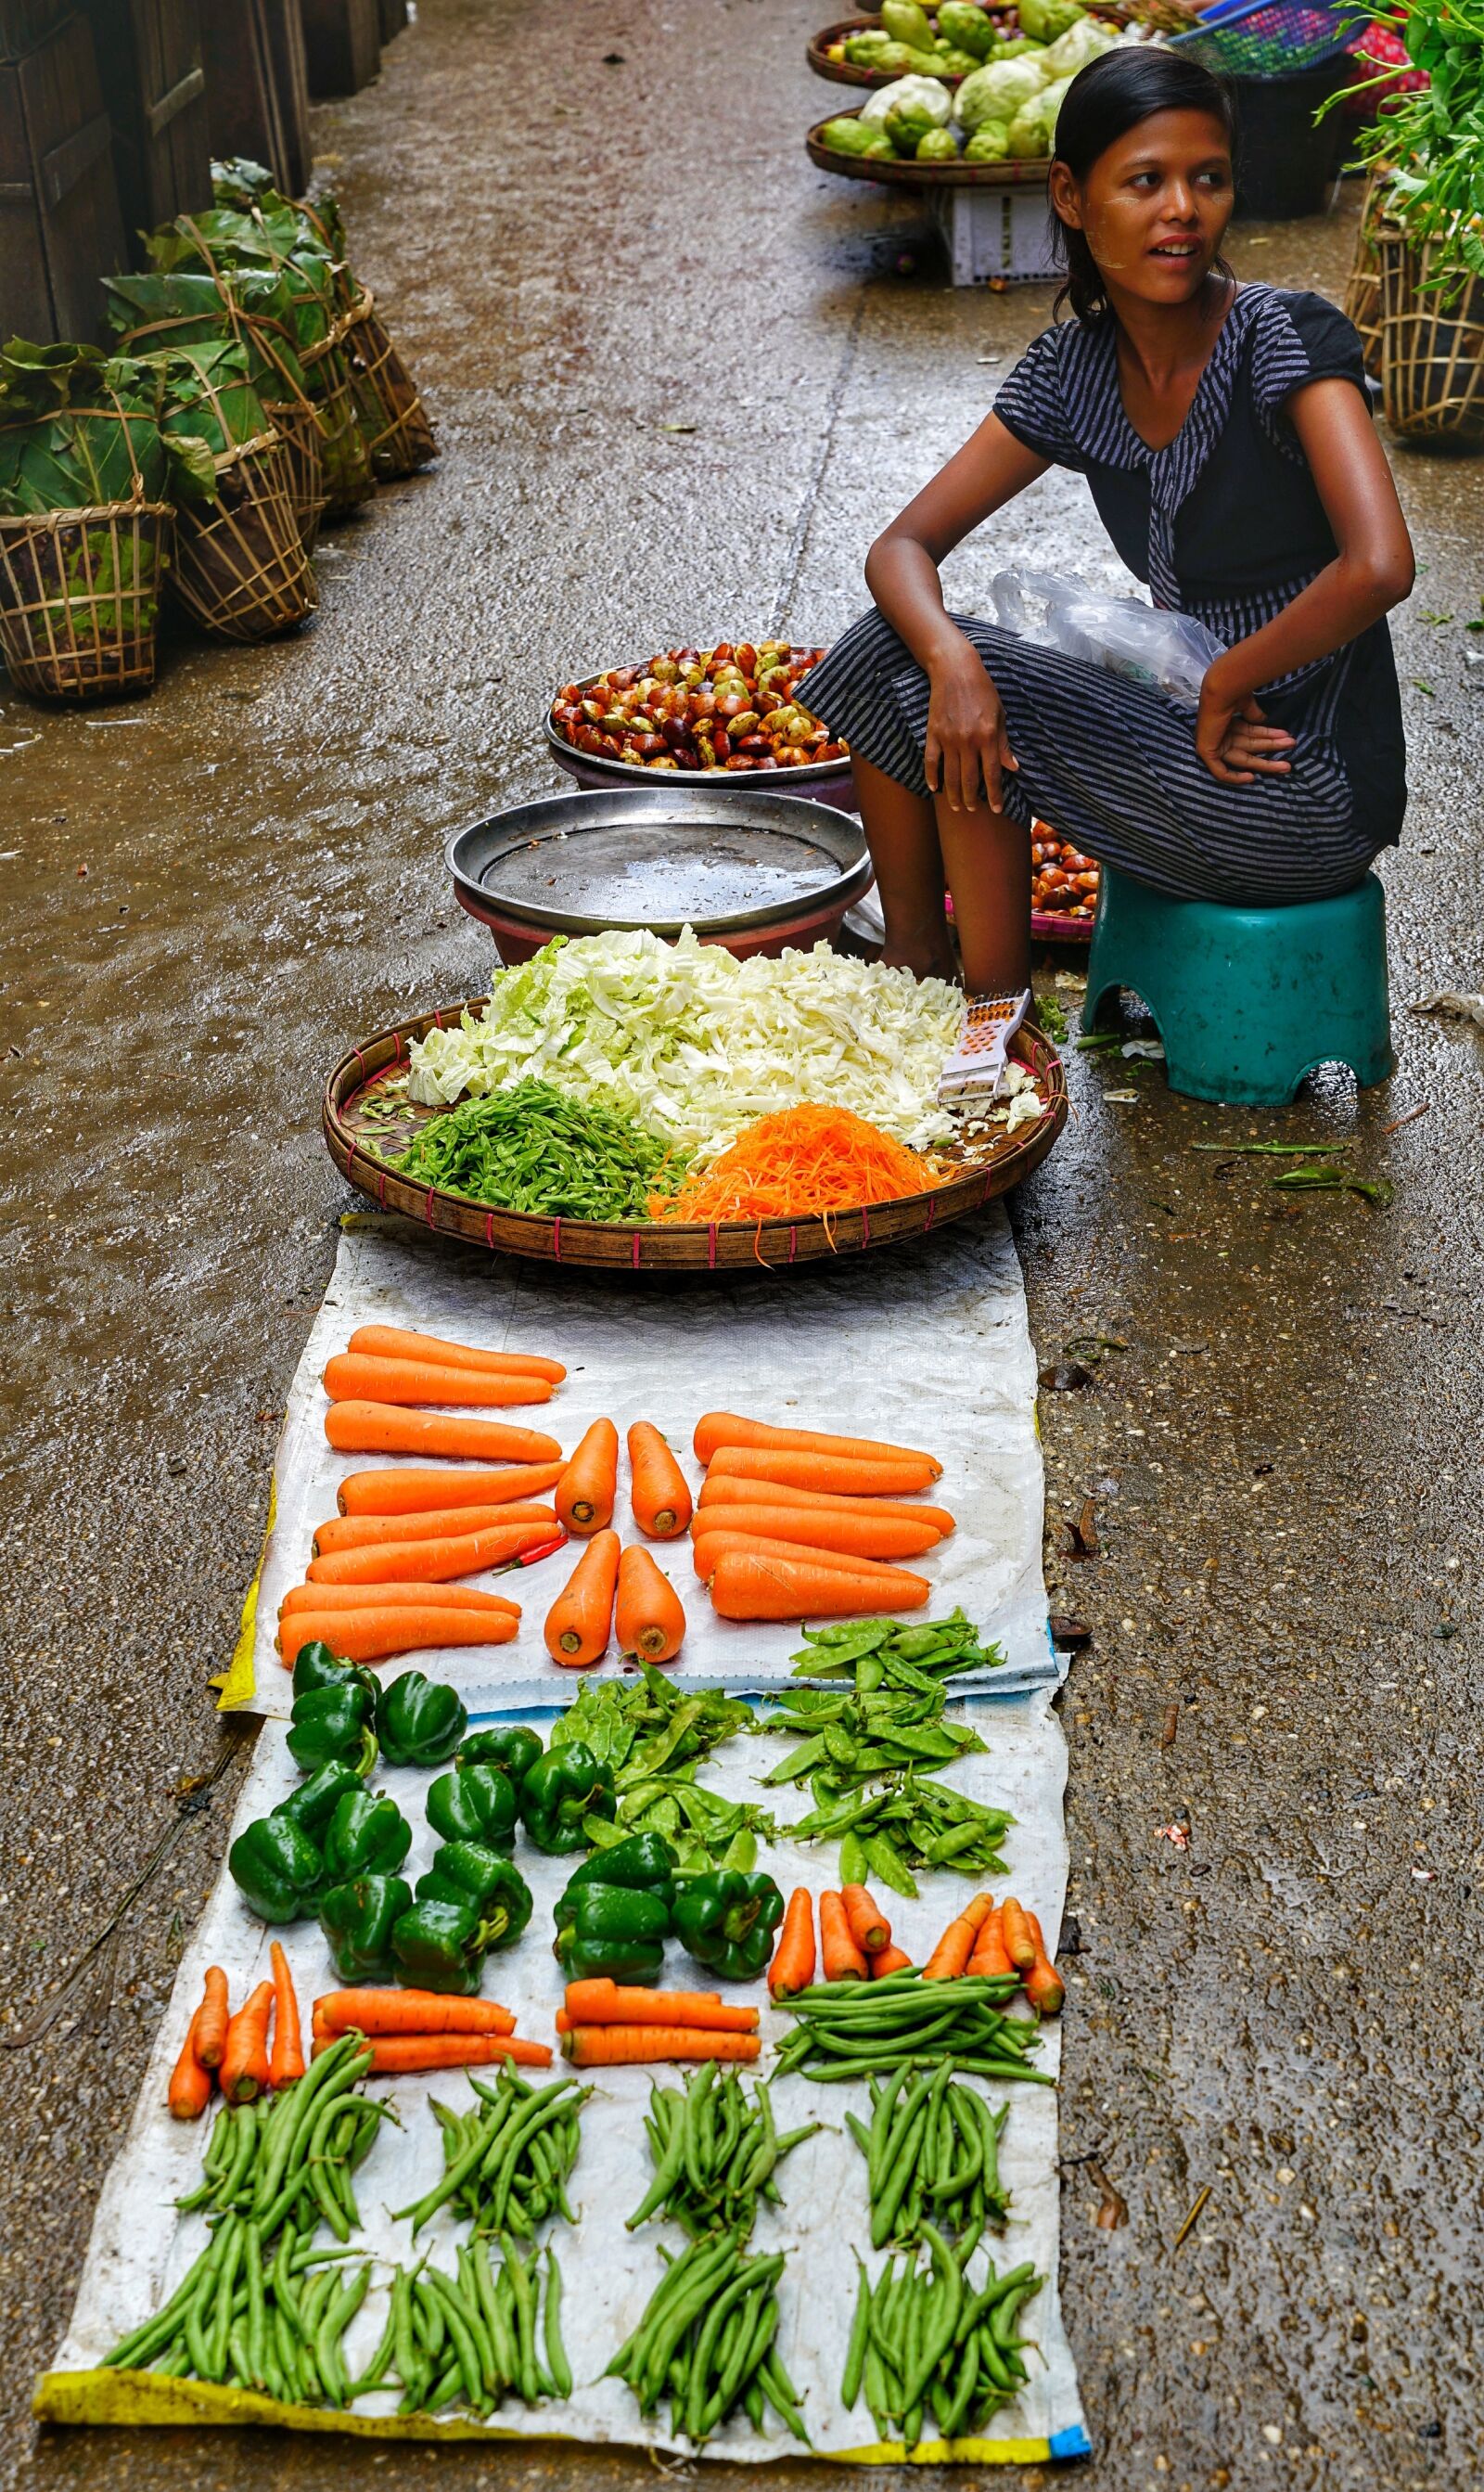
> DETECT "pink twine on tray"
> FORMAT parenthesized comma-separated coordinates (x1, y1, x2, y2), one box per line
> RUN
(861, 1206, 871, 1247)
(352, 1045, 368, 1083)
(553, 1217, 562, 1263)
(377, 1164, 388, 1209)
(707, 1223, 718, 1270)
(631, 1232, 642, 1270)
(924, 1194, 937, 1232)
(425, 1186, 437, 1229)
(788, 1227, 798, 1264)
(485, 1213, 495, 1250)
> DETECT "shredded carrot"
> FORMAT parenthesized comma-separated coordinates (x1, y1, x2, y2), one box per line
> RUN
(650, 1104, 944, 1224)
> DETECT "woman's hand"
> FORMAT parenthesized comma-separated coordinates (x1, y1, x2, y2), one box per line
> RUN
(925, 639, 1018, 813)
(1196, 662, 1297, 788)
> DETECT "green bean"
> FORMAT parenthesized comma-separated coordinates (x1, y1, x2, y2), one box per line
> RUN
(423, 2269, 488, 2413)
(840, 2261, 871, 2410)
(500, 2232, 540, 2404)
(242, 2222, 268, 2389)
(544, 2249, 571, 2399)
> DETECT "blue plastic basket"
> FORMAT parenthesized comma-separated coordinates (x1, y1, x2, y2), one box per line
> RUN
(1170, 0, 1355, 76)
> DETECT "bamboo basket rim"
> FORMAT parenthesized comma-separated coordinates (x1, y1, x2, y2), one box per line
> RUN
(807, 113, 1054, 187)
(323, 999, 1068, 1274)
(0, 495, 174, 527)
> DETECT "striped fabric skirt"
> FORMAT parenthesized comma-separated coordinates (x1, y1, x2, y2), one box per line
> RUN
(800, 610, 1382, 907)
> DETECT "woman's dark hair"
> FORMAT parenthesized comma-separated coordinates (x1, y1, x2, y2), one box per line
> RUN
(1048, 48, 1236, 326)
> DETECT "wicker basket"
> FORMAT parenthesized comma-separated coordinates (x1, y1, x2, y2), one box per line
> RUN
(0, 495, 173, 701)
(265, 399, 328, 552)
(344, 288, 436, 480)
(1376, 224, 1484, 447)
(323, 1004, 1068, 1275)
(171, 433, 317, 641)
(301, 316, 376, 519)
(1343, 172, 1387, 380)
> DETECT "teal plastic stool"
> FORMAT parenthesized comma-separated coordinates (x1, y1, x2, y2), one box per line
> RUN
(1083, 867, 1394, 1105)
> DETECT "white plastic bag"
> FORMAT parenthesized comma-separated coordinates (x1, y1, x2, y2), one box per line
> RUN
(989, 570, 1223, 708)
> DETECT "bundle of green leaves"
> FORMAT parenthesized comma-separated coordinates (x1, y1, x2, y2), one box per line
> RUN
(1345, 0, 1484, 283)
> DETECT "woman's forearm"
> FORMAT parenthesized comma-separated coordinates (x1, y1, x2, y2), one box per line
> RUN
(1210, 546, 1413, 705)
(864, 534, 975, 676)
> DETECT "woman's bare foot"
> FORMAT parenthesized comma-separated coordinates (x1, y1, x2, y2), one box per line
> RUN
(879, 938, 960, 984)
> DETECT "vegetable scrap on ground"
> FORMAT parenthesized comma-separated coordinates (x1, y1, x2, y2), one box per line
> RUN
(377, 924, 1051, 1226)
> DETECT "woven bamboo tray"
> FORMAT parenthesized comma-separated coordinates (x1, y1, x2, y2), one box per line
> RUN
(807, 6, 1128, 85)
(324, 1003, 1068, 1273)
(807, 113, 1052, 186)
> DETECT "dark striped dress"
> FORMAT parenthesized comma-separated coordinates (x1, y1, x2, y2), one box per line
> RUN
(800, 284, 1406, 907)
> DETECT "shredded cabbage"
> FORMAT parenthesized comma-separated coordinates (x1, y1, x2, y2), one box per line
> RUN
(406, 928, 965, 1164)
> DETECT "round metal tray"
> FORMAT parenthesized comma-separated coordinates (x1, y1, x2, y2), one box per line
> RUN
(807, 113, 1053, 186)
(546, 662, 855, 807)
(448, 786, 873, 959)
(324, 1007, 1068, 1275)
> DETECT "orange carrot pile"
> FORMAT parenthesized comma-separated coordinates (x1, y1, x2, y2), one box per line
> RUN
(167, 1957, 303, 2118)
(558, 1978, 761, 2065)
(914, 1892, 1065, 2015)
(323, 1353, 553, 1408)
(311, 1987, 551, 2072)
(346, 1324, 565, 1383)
(307, 1516, 560, 1587)
(649, 1104, 944, 1224)
(819, 1889, 868, 1982)
(313, 1502, 556, 1555)
(693, 1414, 942, 1479)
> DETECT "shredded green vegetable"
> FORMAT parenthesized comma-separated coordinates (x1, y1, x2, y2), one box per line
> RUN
(392, 1079, 684, 1219)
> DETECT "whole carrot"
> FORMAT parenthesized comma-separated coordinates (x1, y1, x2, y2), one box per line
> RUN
(324, 1404, 561, 1465)
(194, 1966, 230, 2071)
(346, 1324, 566, 1383)
(707, 1447, 940, 1498)
(167, 2004, 213, 2120)
(544, 1529, 621, 1667)
(924, 1894, 993, 1981)
(840, 1884, 890, 1955)
(563, 1980, 754, 2031)
(707, 1549, 930, 1621)
(1024, 1910, 1065, 2015)
(323, 1354, 553, 1409)
(615, 1545, 686, 1663)
(966, 1905, 1014, 1980)
(1000, 1897, 1037, 1973)
(769, 1888, 816, 2000)
(337, 1460, 566, 1517)
(691, 1503, 943, 1561)
(279, 1580, 518, 1618)
(355, 2034, 552, 2074)
(694, 1413, 942, 1478)
(556, 1418, 620, 1536)
(313, 1503, 556, 1555)
(697, 1476, 957, 1535)
(819, 1890, 868, 1982)
(307, 1517, 558, 1586)
(268, 1942, 304, 2087)
(275, 1606, 519, 1668)
(871, 1944, 914, 1979)
(692, 1529, 929, 1586)
(627, 1421, 693, 1538)
(220, 1980, 274, 2104)
(315, 1990, 516, 2036)
(561, 2025, 761, 2067)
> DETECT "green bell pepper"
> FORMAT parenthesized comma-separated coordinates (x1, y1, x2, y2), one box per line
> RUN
(416, 1842, 532, 1950)
(390, 1895, 489, 1996)
(228, 1810, 324, 1924)
(459, 1724, 543, 1781)
(321, 1787, 412, 1882)
(554, 1884, 670, 1985)
(376, 1669, 467, 1770)
(519, 1740, 616, 1856)
(672, 1869, 785, 1983)
(318, 1872, 412, 1983)
(277, 1759, 363, 1838)
(290, 1639, 378, 1711)
(556, 1830, 677, 1930)
(287, 1680, 377, 1779)
(425, 1763, 518, 1852)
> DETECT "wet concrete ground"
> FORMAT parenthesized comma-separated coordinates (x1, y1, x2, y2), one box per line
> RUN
(3, 1, 1482, 2486)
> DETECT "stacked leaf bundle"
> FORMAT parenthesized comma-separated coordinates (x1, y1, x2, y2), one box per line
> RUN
(0, 342, 180, 700)
(143, 339, 314, 641)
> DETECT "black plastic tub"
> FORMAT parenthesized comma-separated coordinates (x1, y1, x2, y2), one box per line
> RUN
(1233, 60, 1350, 220)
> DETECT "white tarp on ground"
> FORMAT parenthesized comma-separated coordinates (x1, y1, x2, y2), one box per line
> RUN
(39, 1209, 1089, 2462)
(227, 1211, 1063, 1718)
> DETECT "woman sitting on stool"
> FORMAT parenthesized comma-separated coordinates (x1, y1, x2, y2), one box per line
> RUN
(800, 48, 1415, 1033)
